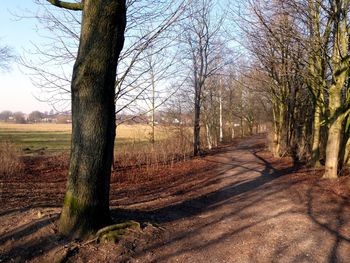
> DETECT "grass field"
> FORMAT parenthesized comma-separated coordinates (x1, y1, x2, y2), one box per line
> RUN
(0, 122, 169, 154)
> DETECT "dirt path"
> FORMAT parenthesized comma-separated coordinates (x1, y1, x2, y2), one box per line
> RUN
(130, 136, 350, 263)
(1, 135, 350, 262)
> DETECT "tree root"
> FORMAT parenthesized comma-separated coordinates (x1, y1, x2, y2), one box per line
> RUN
(96, 221, 141, 243)
(53, 245, 79, 263)
(53, 221, 141, 262)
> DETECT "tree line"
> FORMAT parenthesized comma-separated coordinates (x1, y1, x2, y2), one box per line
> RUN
(235, 0, 350, 179)
(0, 110, 72, 123)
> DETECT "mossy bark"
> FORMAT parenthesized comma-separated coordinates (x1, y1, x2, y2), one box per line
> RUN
(324, 113, 343, 179)
(324, 78, 344, 179)
(307, 0, 331, 167)
(58, 0, 126, 238)
(323, 3, 349, 179)
(96, 221, 140, 243)
(343, 137, 350, 166)
(323, 65, 346, 179)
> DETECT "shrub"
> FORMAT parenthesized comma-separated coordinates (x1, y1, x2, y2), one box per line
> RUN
(114, 126, 193, 171)
(0, 141, 24, 177)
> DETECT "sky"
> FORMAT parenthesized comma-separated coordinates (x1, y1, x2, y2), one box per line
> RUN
(0, 0, 235, 114)
(0, 1, 60, 114)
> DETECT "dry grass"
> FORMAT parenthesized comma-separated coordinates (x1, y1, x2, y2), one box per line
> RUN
(114, 127, 193, 172)
(0, 122, 72, 132)
(0, 123, 193, 184)
(0, 122, 168, 140)
(0, 141, 24, 177)
(116, 124, 169, 143)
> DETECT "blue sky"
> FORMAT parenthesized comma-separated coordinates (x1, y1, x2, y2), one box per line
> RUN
(0, 0, 237, 114)
(0, 1, 57, 113)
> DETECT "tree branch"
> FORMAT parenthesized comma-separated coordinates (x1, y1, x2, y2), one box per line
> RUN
(46, 0, 83, 11)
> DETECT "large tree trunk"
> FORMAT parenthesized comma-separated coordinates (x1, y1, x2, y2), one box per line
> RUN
(323, 1, 349, 179)
(311, 102, 322, 166)
(323, 115, 342, 179)
(59, 0, 126, 238)
(323, 80, 344, 179)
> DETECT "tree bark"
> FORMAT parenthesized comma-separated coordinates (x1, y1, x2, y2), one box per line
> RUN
(59, 0, 126, 238)
(219, 86, 223, 143)
(272, 100, 281, 157)
(311, 102, 322, 166)
(205, 122, 212, 150)
(193, 93, 201, 156)
(342, 136, 350, 166)
(273, 130, 281, 157)
(324, 114, 342, 179)
(231, 122, 235, 139)
(323, 2, 348, 179)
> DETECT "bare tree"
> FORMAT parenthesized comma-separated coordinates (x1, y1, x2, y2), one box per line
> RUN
(230, 0, 350, 178)
(180, 0, 225, 155)
(137, 45, 180, 143)
(306, 0, 331, 167)
(20, 0, 189, 113)
(233, 0, 308, 158)
(0, 44, 14, 71)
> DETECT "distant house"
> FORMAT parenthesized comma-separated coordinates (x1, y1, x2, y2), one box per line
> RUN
(56, 113, 72, 124)
(42, 117, 58, 123)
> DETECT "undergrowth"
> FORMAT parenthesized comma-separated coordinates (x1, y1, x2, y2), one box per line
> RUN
(0, 141, 24, 177)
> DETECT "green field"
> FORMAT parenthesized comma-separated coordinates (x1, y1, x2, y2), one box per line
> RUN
(0, 123, 168, 155)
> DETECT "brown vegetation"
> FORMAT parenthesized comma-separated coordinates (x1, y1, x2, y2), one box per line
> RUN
(1, 136, 350, 262)
(0, 141, 24, 178)
(115, 128, 193, 173)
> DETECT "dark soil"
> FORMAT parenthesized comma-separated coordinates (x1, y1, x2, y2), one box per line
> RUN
(1, 135, 350, 262)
